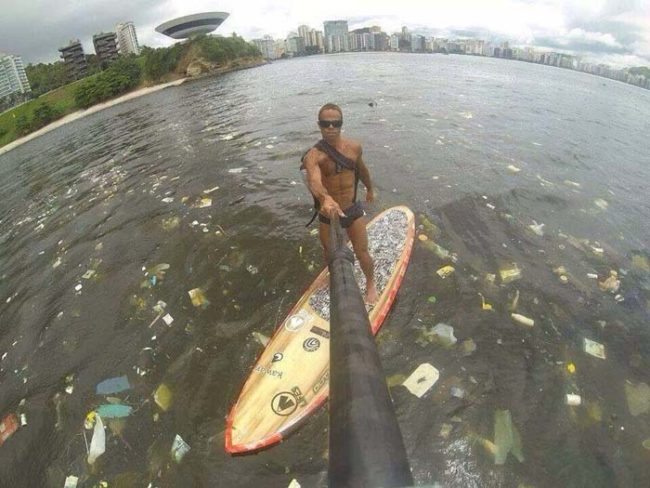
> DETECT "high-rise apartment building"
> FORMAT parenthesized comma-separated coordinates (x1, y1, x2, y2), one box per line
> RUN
(0, 53, 31, 100)
(253, 36, 277, 60)
(93, 32, 119, 65)
(115, 22, 141, 55)
(58, 40, 88, 81)
(323, 20, 349, 53)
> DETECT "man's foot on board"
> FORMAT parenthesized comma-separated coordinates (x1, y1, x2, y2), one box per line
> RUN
(365, 281, 379, 306)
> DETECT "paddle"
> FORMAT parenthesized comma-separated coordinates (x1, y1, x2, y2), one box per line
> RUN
(327, 214, 414, 488)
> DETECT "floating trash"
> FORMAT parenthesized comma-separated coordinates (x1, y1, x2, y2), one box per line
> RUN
(0, 413, 20, 446)
(439, 423, 453, 439)
(566, 394, 582, 406)
(419, 214, 440, 238)
(64, 475, 79, 488)
(161, 197, 174, 203)
(162, 313, 174, 326)
(252, 332, 270, 347)
(528, 221, 544, 236)
(436, 265, 455, 279)
(95, 404, 133, 418)
(402, 363, 440, 398)
(87, 414, 106, 465)
(583, 338, 606, 359)
(417, 323, 457, 347)
(74, 284, 82, 292)
(96, 375, 130, 395)
(451, 386, 466, 399)
(511, 313, 534, 327)
(479, 293, 494, 311)
(461, 338, 477, 356)
(203, 185, 220, 194)
(427, 295, 437, 304)
(82, 270, 96, 280)
(171, 434, 191, 463)
(422, 240, 454, 261)
(564, 180, 581, 188)
(246, 264, 259, 275)
(154, 384, 173, 411)
(418, 234, 428, 242)
(507, 164, 521, 173)
(195, 197, 212, 208)
(494, 409, 524, 465)
(161, 217, 180, 230)
(594, 199, 609, 210)
(499, 264, 522, 284)
(643, 439, 650, 451)
(287, 479, 301, 488)
(625, 382, 650, 417)
(228, 167, 245, 174)
(567, 363, 576, 374)
(598, 270, 620, 293)
(188, 288, 209, 308)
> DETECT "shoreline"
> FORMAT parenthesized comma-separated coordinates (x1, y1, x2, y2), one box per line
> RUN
(0, 79, 187, 157)
(0, 57, 267, 157)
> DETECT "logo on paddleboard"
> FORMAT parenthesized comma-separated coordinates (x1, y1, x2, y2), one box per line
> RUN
(303, 337, 321, 352)
(310, 325, 330, 339)
(272, 352, 283, 363)
(271, 387, 306, 416)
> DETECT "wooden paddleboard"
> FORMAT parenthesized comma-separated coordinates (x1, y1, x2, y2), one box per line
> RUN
(225, 206, 415, 454)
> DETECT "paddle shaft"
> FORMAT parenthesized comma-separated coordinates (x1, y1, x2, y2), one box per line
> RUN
(327, 215, 413, 488)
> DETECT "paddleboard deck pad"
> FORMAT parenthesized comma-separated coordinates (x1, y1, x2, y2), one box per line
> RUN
(225, 206, 415, 454)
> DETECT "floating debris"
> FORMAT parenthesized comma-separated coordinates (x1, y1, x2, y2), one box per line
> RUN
(528, 221, 545, 236)
(171, 434, 191, 463)
(499, 264, 522, 284)
(154, 384, 173, 411)
(418, 234, 428, 242)
(161, 197, 174, 203)
(402, 363, 440, 398)
(0, 414, 20, 446)
(188, 288, 209, 308)
(461, 338, 477, 356)
(162, 313, 174, 326)
(63, 475, 79, 488)
(439, 423, 453, 439)
(252, 332, 270, 346)
(564, 180, 581, 188)
(567, 363, 576, 374)
(87, 414, 106, 465)
(427, 295, 437, 304)
(594, 199, 609, 210)
(625, 382, 650, 416)
(511, 313, 534, 327)
(507, 164, 521, 173)
(203, 185, 220, 194)
(566, 394, 582, 406)
(494, 409, 524, 465)
(583, 338, 606, 359)
(96, 375, 130, 395)
(436, 265, 455, 279)
(479, 293, 494, 311)
(419, 323, 457, 347)
(195, 197, 212, 208)
(74, 284, 82, 292)
(82, 269, 96, 280)
(598, 270, 620, 293)
(95, 404, 133, 418)
(161, 217, 180, 230)
(228, 167, 245, 174)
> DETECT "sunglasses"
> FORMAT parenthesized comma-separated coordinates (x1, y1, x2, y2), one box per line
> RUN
(318, 119, 343, 128)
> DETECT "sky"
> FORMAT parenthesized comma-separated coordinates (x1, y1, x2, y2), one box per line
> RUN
(1, 0, 649, 68)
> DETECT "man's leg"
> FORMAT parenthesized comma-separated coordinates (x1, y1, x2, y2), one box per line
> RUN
(346, 217, 378, 304)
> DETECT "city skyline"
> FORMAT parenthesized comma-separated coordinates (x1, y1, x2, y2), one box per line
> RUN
(1, 0, 649, 69)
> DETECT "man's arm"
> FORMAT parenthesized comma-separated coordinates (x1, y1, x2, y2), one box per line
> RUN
(303, 149, 345, 217)
(356, 147, 374, 202)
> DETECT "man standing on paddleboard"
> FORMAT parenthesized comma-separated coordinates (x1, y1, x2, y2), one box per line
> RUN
(301, 103, 378, 304)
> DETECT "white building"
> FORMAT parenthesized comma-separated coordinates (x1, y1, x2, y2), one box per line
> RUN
(115, 21, 141, 55)
(253, 36, 277, 60)
(0, 53, 31, 100)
